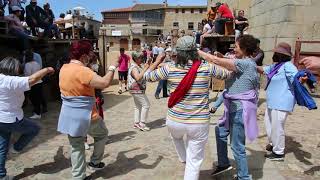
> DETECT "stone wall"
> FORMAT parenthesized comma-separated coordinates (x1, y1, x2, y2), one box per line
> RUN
(208, 0, 320, 64)
(163, 8, 206, 35)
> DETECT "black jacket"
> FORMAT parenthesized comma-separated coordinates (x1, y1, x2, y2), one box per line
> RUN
(26, 4, 47, 23)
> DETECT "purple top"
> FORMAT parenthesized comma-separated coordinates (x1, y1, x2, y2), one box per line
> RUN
(219, 89, 259, 142)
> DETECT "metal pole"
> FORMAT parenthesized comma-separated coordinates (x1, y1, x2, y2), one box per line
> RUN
(102, 30, 106, 75)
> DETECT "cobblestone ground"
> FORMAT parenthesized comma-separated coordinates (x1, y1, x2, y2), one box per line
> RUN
(6, 83, 320, 180)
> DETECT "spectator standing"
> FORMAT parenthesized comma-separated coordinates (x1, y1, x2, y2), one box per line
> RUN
(152, 43, 159, 63)
(235, 10, 249, 39)
(252, 39, 264, 66)
(154, 47, 173, 99)
(118, 48, 130, 94)
(128, 51, 151, 131)
(24, 49, 46, 119)
(0, 0, 8, 16)
(214, 2, 234, 35)
(26, 0, 50, 36)
(0, 57, 54, 180)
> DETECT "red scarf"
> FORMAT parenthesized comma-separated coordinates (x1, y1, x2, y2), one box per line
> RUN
(168, 60, 201, 108)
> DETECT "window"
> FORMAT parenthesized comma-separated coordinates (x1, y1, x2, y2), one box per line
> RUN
(182, 9, 185, 13)
(188, 22, 194, 30)
(173, 22, 179, 27)
(110, 42, 114, 47)
(199, 9, 203, 14)
(191, 9, 194, 13)
(175, 9, 179, 13)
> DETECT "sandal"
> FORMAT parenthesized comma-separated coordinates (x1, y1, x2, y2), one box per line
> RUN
(139, 122, 150, 131)
(118, 90, 122, 94)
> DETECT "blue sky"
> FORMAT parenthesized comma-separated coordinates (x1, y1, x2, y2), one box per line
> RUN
(33, 0, 207, 21)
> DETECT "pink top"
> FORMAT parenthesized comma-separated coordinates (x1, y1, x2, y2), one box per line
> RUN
(118, 54, 130, 72)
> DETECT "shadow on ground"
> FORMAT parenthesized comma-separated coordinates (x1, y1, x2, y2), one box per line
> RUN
(285, 136, 313, 165)
(89, 148, 163, 179)
(15, 146, 71, 179)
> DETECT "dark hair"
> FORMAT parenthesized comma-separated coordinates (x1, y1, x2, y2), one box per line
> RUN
(238, 10, 244, 14)
(176, 50, 199, 67)
(202, 19, 208, 26)
(236, 35, 258, 56)
(70, 40, 92, 60)
(59, 13, 65, 18)
(272, 52, 291, 63)
(120, 48, 125, 52)
(0, 57, 23, 76)
(25, 49, 34, 63)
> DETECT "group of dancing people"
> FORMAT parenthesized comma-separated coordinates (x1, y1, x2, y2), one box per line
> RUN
(0, 34, 318, 180)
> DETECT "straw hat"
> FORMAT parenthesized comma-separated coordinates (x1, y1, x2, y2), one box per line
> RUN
(272, 42, 292, 57)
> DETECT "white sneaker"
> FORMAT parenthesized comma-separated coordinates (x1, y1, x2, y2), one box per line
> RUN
(30, 113, 41, 119)
(0, 175, 13, 180)
(9, 146, 20, 154)
(85, 143, 90, 150)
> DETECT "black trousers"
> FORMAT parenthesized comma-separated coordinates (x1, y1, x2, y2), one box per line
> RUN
(215, 18, 233, 35)
(29, 83, 46, 115)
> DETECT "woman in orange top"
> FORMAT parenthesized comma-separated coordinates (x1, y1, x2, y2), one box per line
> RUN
(57, 40, 118, 180)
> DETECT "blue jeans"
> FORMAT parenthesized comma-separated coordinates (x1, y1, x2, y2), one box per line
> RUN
(215, 110, 250, 180)
(0, 118, 40, 177)
(9, 28, 30, 50)
(155, 80, 168, 97)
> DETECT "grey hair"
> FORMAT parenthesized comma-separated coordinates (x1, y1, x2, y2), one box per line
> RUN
(0, 57, 22, 76)
(176, 50, 199, 67)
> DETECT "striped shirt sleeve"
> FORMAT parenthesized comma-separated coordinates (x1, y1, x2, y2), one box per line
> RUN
(144, 64, 170, 82)
(209, 64, 232, 80)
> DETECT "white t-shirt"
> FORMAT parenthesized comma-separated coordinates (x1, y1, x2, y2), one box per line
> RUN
(24, 61, 42, 84)
(203, 24, 212, 33)
(0, 74, 30, 123)
(64, 14, 73, 29)
(158, 47, 165, 54)
(152, 46, 159, 55)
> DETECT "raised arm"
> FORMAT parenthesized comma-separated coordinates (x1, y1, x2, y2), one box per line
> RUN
(131, 64, 149, 82)
(198, 50, 237, 71)
(28, 67, 55, 86)
(89, 63, 118, 89)
(144, 53, 169, 82)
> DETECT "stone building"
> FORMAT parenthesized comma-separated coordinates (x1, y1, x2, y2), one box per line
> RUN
(208, 0, 320, 64)
(99, 3, 206, 51)
(163, 6, 207, 35)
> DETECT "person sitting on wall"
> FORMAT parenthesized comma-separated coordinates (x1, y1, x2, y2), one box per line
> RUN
(8, 0, 26, 21)
(5, 6, 34, 50)
(214, 2, 234, 35)
(235, 10, 249, 39)
(43, 3, 60, 39)
(26, 0, 50, 36)
(207, 3, 217, 23)
(200, 18, 214, 46)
